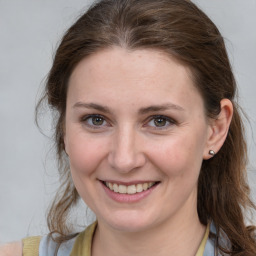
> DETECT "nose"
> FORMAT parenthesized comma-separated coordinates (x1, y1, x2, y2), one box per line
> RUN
(107, 127, 146, 173)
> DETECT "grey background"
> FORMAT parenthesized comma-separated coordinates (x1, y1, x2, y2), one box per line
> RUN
(0, 0, 255, 243)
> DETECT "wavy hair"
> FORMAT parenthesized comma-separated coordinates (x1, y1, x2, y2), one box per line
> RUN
(37, 0, 256, 254)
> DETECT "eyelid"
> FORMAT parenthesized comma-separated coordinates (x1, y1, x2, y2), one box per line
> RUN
(81, 113, 104, 120)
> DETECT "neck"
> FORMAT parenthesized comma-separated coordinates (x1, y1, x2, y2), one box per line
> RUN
(92, 203, 206, 256)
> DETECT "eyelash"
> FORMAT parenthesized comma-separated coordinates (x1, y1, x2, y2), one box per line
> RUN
(81, 114, 176, 130)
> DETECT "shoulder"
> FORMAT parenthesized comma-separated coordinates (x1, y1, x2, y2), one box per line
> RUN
(0, 241, 22, 256)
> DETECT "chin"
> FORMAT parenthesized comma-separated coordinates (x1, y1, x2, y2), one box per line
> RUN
(100, 210, 157, 233)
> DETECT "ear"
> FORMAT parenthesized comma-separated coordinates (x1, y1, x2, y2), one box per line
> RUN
(203, 99, 233, 160)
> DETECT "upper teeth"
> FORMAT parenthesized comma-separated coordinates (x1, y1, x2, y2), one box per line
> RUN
(105, 182, 156, 194)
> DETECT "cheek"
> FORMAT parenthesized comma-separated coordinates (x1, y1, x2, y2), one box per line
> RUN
(66, 133, 108, 176)
(147, 132, 205, 178)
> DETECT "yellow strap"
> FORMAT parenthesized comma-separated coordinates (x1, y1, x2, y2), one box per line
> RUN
(70, 222, 97, 256)
(196, 223, 210, 256)
(22, 236, 41, 256)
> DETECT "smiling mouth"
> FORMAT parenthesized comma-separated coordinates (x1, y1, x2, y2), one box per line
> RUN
(102, 181, 159, 194)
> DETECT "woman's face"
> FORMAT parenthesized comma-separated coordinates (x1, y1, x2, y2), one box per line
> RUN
(64, 47, 212, 232)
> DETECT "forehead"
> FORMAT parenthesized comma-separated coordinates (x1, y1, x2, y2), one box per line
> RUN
(70, 47, 192, 82)
(67, 47, 204, 114)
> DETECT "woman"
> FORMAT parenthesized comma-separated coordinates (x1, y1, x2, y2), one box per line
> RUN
(2, 0, 255, 255)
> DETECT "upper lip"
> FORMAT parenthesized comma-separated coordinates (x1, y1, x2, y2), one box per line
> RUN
(100, 180, 160, 186)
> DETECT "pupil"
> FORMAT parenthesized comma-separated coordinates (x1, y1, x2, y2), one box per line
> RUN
(92, 117, 103, 125)
(154, 118, 166, 127)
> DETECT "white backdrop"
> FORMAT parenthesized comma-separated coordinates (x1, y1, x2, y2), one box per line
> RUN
(0, 0, 255, 243)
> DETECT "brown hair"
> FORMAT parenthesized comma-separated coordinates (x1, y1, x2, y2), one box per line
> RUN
(37, 0, 256, 254)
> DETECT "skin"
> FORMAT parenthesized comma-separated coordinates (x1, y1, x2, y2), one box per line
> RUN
(1, 47, 232, 256)
(64, 47, 233, 256)
(0, 241, 22, 256)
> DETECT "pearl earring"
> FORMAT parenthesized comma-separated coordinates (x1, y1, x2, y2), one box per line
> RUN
(209, 150, 215, 156)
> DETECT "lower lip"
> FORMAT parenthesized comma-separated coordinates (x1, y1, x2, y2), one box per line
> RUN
(101, 182, 159, 203)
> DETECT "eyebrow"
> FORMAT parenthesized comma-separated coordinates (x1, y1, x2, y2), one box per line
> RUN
(138, 103, 184, 115)
(73, 102, 111, 114)
(73, 102, 184, 114)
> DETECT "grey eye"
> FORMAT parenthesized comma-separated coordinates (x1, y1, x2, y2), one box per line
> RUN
(91, 116, 104, 126)
(146, 115, 176, 129)
(83, 115, 107, 127)
(154, 118, 167, 127)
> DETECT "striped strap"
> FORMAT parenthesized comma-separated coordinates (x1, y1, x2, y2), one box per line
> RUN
(22, 236, 41, 256)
